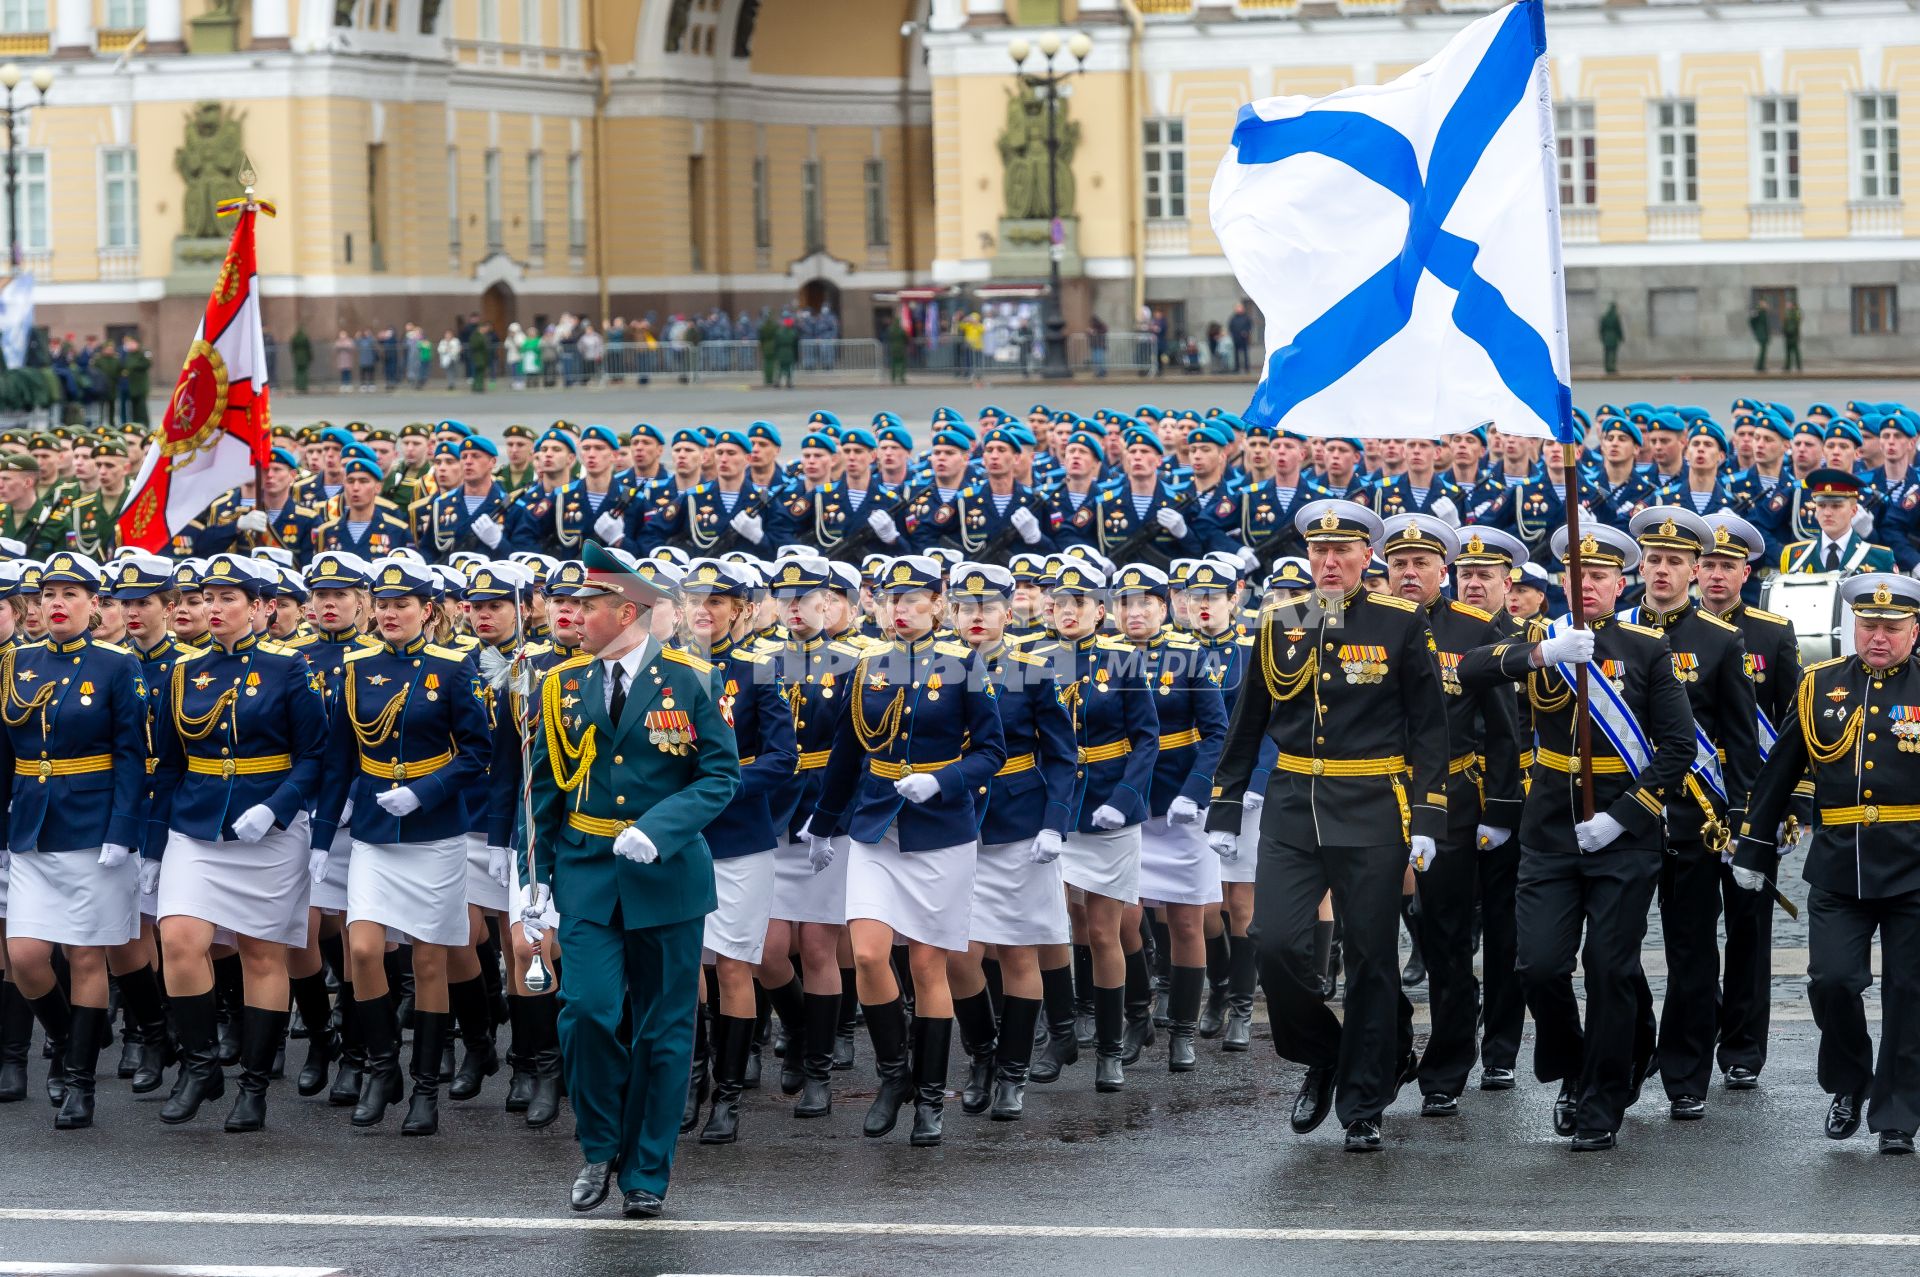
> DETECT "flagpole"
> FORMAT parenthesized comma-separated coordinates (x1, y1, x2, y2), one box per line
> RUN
(1561, 444, 1594, 819)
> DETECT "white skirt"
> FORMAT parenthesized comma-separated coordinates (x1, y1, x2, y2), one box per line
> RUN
(1221, 800, 1261, 885)
(347, 835, 468, 948)
(465, 832, 509, 913)
(703, 850, 777, 965)
(845, 829, 975, 953)
(970, 839, 1070, 947)
(309, 826, 356, 915)
(157, 815, 312, 948)
(1059, 825, 1142, 905)
(1140, 814, 1223, 907)
(771, 837, 850, 927)
(0, 856, 9, 918)
(7, 849, 139, 947)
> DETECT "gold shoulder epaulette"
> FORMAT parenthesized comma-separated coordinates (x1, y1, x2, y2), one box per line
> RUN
(734, 647, 772, 666)
(1618, 621, 1663, 638)
(257, 640, 299, 656)
(1236, 634, 1256, 648)
(1745, 606, 1790, 626)
(518, 640, 555, 659)
(828, 639, 869, 658)
(374, 497, 401, 511)
(283, 632, 318, 649)
(424, 643, 469, 662)
(662, 646, 713, 675)
(1695, 610, 1737, 632)
(344, 646, 382, 663)
(1804, 655, 1850, 673)
(354, 633, 384, 648)
(545, 653, 593, 682)
(1524, 618, 1550, 641)
(1095, 635, 1134, 652)
(1009, 648, 1052, 668)
(1368, 592, 1416, 611)
(93, 639, 131, 655)
(935, 640, 973, 658)
(449, 634, 481, 651)
(1448, 600, 1493, 622)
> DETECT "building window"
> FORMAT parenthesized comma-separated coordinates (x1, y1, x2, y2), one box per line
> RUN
(447, 147, 461, 256)
(1753, 96, 1800, 203)
(13, 148, 46, 253)
(567, 151, 585, 254)
(1143, 118, 1186, 220)
(688, 155, 707, 272)
(484, 149, 502, 251)
(1555, 101, 1596, 208)
(559, 0, 579, 47)
(1856, 93, 1900, 200)
(1650, 100, 1697, 205)
(521, 0, 538, 44)
(0, 0, 45, 31)
(526, 151, 545, 256)
(863, 158, 888, 247)
(1853, 284, 1899, 335)
(801, 159, 823, 253)
(105, 0, 144, 26)
(752, 155, 771, 250)
(100, 147, 137, 250)
(477, 0, 498, 40)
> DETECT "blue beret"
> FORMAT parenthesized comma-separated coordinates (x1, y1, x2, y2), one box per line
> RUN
(800, 431, 839, 454)
(877, 425, 913, 450)
(318, 426, 356, 448)
(578, 424, 619, 450)
(670, 428, 705, 448)
(1124, 428, 1165, 455)
(871, 410, 903, 429)
(460, 435, 499, 458)
(930, 429, 972, 452)
(1686, 419, 1728, 451)
(1749, 411, 1791, 441)
(536, 427, 577, 452)
(1826, 420, 1865, 447)
(712, 429, 752, 453)
(1602, 417, 1644, 446)
(1066, 430, 1104, 456)
(983, 427, 1025, 452)
(749, 421, 784, 446)
(268, 447, 300, 470)
(344, 456, 383, 480)
(1187, 424, 1232, 448)
(931, 406, 964, 426)
(840, 428, 878, 450)
(436, 419, 475, 438)
(431, 440, 460, 460)
(804, 410, 841, 431)
(630, 423, 664, 445)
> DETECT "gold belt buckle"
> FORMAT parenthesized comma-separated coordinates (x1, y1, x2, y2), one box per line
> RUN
(36, 759, 50, 780)
(1864, 804, 1881, 825)
(221, 758, 236, 779)
(1310, 758, 1325, 776)
(392, 761, 409, 782)
(897, 762, 913, 779)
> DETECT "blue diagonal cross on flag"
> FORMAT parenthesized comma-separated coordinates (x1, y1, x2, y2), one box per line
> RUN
(1210, 0, 1575, 443)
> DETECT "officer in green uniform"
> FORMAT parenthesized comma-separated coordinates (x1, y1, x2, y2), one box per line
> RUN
(524, 542, 739, 1219)
(383, 422, 437, 510)
(120, 338, 152, 427)
(0, 453, 63, 558)
(65, 440, 133, 558)
(92, 343, 121, 429)
(500, 424, 539, 498)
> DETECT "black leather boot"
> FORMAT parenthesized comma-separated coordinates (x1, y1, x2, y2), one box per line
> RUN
(522, 994, 563, 1129)
(351, 995, 403, 1128)
(0, 980, 33, 1102)
(1167, 965, 1205, 1073)
(1400, 896, 1426, 987)
(25, 989, 71, 1108)
(327, 979, 365, 1107)
(862, 997, 912, 1138)
(991, 996, 1040, 1120)
(1072, 944, 1096, 1047)
(743, 989, 768, 1090)
(54, 1004, 108, 1130)
(289, 972, 335, 1098)
(1094, 985, 1126, 1092)
(388, 949, 414, 1030)
(159, 991, 225, 1124)
(115, 1000, 141, 1080)
(908, 1016, 952, 1147)
(1199, 932, 1231, 1039)
(1224, 934, 1258, 1052)
(503, 995, 535, 1113)
(118, 966, 175, 1095)
(793, 991, 838, 1119)
(951, 990, 997, 1116)
(224, 1007, 289, 1133)
(832, 967, 858, 1070)
(213, 954, 243, 1066)
(1120, 949, 1155, 1065)
(1148, 915, 1172, 1028)
(402, 1009, 447, 1136)
(447, 977, 499, 1102)
(682, 1001, 710, 1134)
(700, 1014, 752, 1144)
(764, 978, 805, 1097)
(1031, 963, 1079, 1083)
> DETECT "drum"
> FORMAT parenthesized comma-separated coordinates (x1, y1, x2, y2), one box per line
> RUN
(1760, 571, 1856, 664)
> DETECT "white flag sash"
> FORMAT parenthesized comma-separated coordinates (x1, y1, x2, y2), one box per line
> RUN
(1546, 617, 1652, 777)
(1617, 606, 1726, 803)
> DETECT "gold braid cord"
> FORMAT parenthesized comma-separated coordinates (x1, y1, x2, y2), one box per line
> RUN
(345, 670, 409, 751)
(0, 648, 56, 732)
(541, 671, 597, 803)
(1799, 672, 1861, 765)
(171, 660, 238, 742)
(1527, 667, 1573, 715)
(850, 656, 906, 752)
(1258, 616, 1316, 701)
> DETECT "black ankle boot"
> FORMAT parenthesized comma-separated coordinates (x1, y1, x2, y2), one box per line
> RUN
(743, 992, 768, 1091)
(1167, 965, 1205, 1073)
(25, 989, 71, 1108)
(0, 981, 33, 1102)
(403, 1009, 447, 1136)
(1120, 949, 1155, 1065)
(159, 991, 225, 1124)
(1199, 932, 1231, 1038)
(700, 1014, 753, 1144)
(764, 978, 805, 1098)
(447, 977, 499, 1102)
(909, 1016, 952, 1147)
(991, 996, 1040, 1120)
(1032, 964, 1079, 1083)
(118, 966, 175, 1096)
(213, 955, 243, 1066)
(522, 995, 563, 1129)
(1094, 985, 1126, 1092)
(862, 998, 912, 1138)
(793, 992, 838, 1119)
(351, 995, 403, 1128)
(833, 967, 858, 1070)
(224, 1007, 289, 1133)
(1225, 934, 1259, 1052)
(289, 972, 335, 1098)
(952, 990, 997, 1116)
(54, 1005, 108, 1130)
(682, 1002, 710, 1134)
(328, 980, 365, 1107)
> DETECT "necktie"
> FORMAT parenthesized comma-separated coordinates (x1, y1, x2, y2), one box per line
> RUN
(609, 664, 627, 724)
(1825, 544, 1841, 572)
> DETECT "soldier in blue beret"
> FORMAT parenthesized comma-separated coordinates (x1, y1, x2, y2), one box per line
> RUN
(417, 436, 511, 564)
(316, 455, 414, 560)
(638, 429, 794, 561)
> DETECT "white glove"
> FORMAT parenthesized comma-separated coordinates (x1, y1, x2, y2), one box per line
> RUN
(229, 804, 276, 842)
(730, 510, 764, 544)
(867, 510, 899, 545)
(894, 773, 941, 804)
(1574, 812, 1625, 854)
(1476, 825, 1511, 851)
(1731, 865, 1767, 892)
(1244, 790, 1265, 815)
(1537, 629, 1595, 666)
(139, 858, 162, 896)
(97, 842, 134, 869)
(1208, 831, 1240, 862)
(593, 511, 626, 544)
(521, 884, 555, 943)
(374, 787, 422, 818)
(1430, 495, 1461, 528)
(1029, 829, 1063, 865)
(808, 834, 837, 874)
(612, 825, 658, 865)
(1236, 545, 1260, 572)
(1409, 834, 1437, 871)
(1852, 507, 1875, 537)
(1168, 796, 1201, 826)
(488, 845, 512, 886)
(1155, 507, 1188, 538)
(1090, 804, 1126, 831)
(308, 848, 329, 885)
(237, 509, 270, 535)
(1010, 506, 1042, 545)
(471, 513, 503, 547)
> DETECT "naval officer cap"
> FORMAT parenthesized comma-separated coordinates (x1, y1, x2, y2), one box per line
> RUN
(1295, 498, 1384, 547)
(1060, 543, 1116, 578)
(0, 558, 29, 599)
(1112, 564, 1171, 599)
(769, 554, 831, 597)
(826, 562, 862, 595)
(1008, 552, 1050, 585)
(173, 558, 206, 594)
(879, 554, 944, 595)
(1550, 523, 1640, 572)
(105, 552, 175, 600)
(1630, 505, 1715, 556)
(308, 550, 374, 589)
(1047, 560, 1107, 596)
(368, 556, 437, 599)
(1453, 526, 1529, 570)
(1701, 511, 1766, 564)
(1842, 574, 1920, 620)
(466, 560, 535, 603)
(1186, 560, 1240, 594)
(681, 558, 750, 599)
(274, 565, 311, 603)
(948, 562, 1014, 599)
(1381, 513, 1460, 562)
(198, 553, 272, 597)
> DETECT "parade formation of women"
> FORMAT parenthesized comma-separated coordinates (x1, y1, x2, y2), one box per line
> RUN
(3, 395, 1919, 1220)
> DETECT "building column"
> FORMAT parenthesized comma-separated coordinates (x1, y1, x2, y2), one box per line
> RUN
(146, 0, 185, 53)
(53, 0, 93, 58)
(251, 0, 291, 48)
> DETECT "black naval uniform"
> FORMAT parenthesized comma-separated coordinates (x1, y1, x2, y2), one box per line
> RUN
(1478, 606, 1535, 1080)
(1206, 587, 1450, 1132)
(1459, 613, 1695, 1141)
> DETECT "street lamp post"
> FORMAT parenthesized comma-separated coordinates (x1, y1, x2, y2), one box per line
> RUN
(0, 63, 53, 272)
(1009, 31, 1092, 379)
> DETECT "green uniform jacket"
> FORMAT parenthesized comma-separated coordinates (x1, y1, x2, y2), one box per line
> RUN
(527, 643, 739, 930)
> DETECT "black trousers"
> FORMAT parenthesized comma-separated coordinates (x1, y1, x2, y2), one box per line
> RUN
(1251, 840, 1413, 1126)
(1477, 838, 1525, 1072)
(1656, 844, 1723, 1099)
(1807, 885, 1920, 1134)
(1717, 858, 1774, 1075)
(1414, 830, 1480, 1096)
(1515, 844, 1660, 1135)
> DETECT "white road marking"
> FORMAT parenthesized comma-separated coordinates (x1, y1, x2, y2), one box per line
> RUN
(0, 1265, 339, 1277)
(0, 1208, 1915, 1248)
